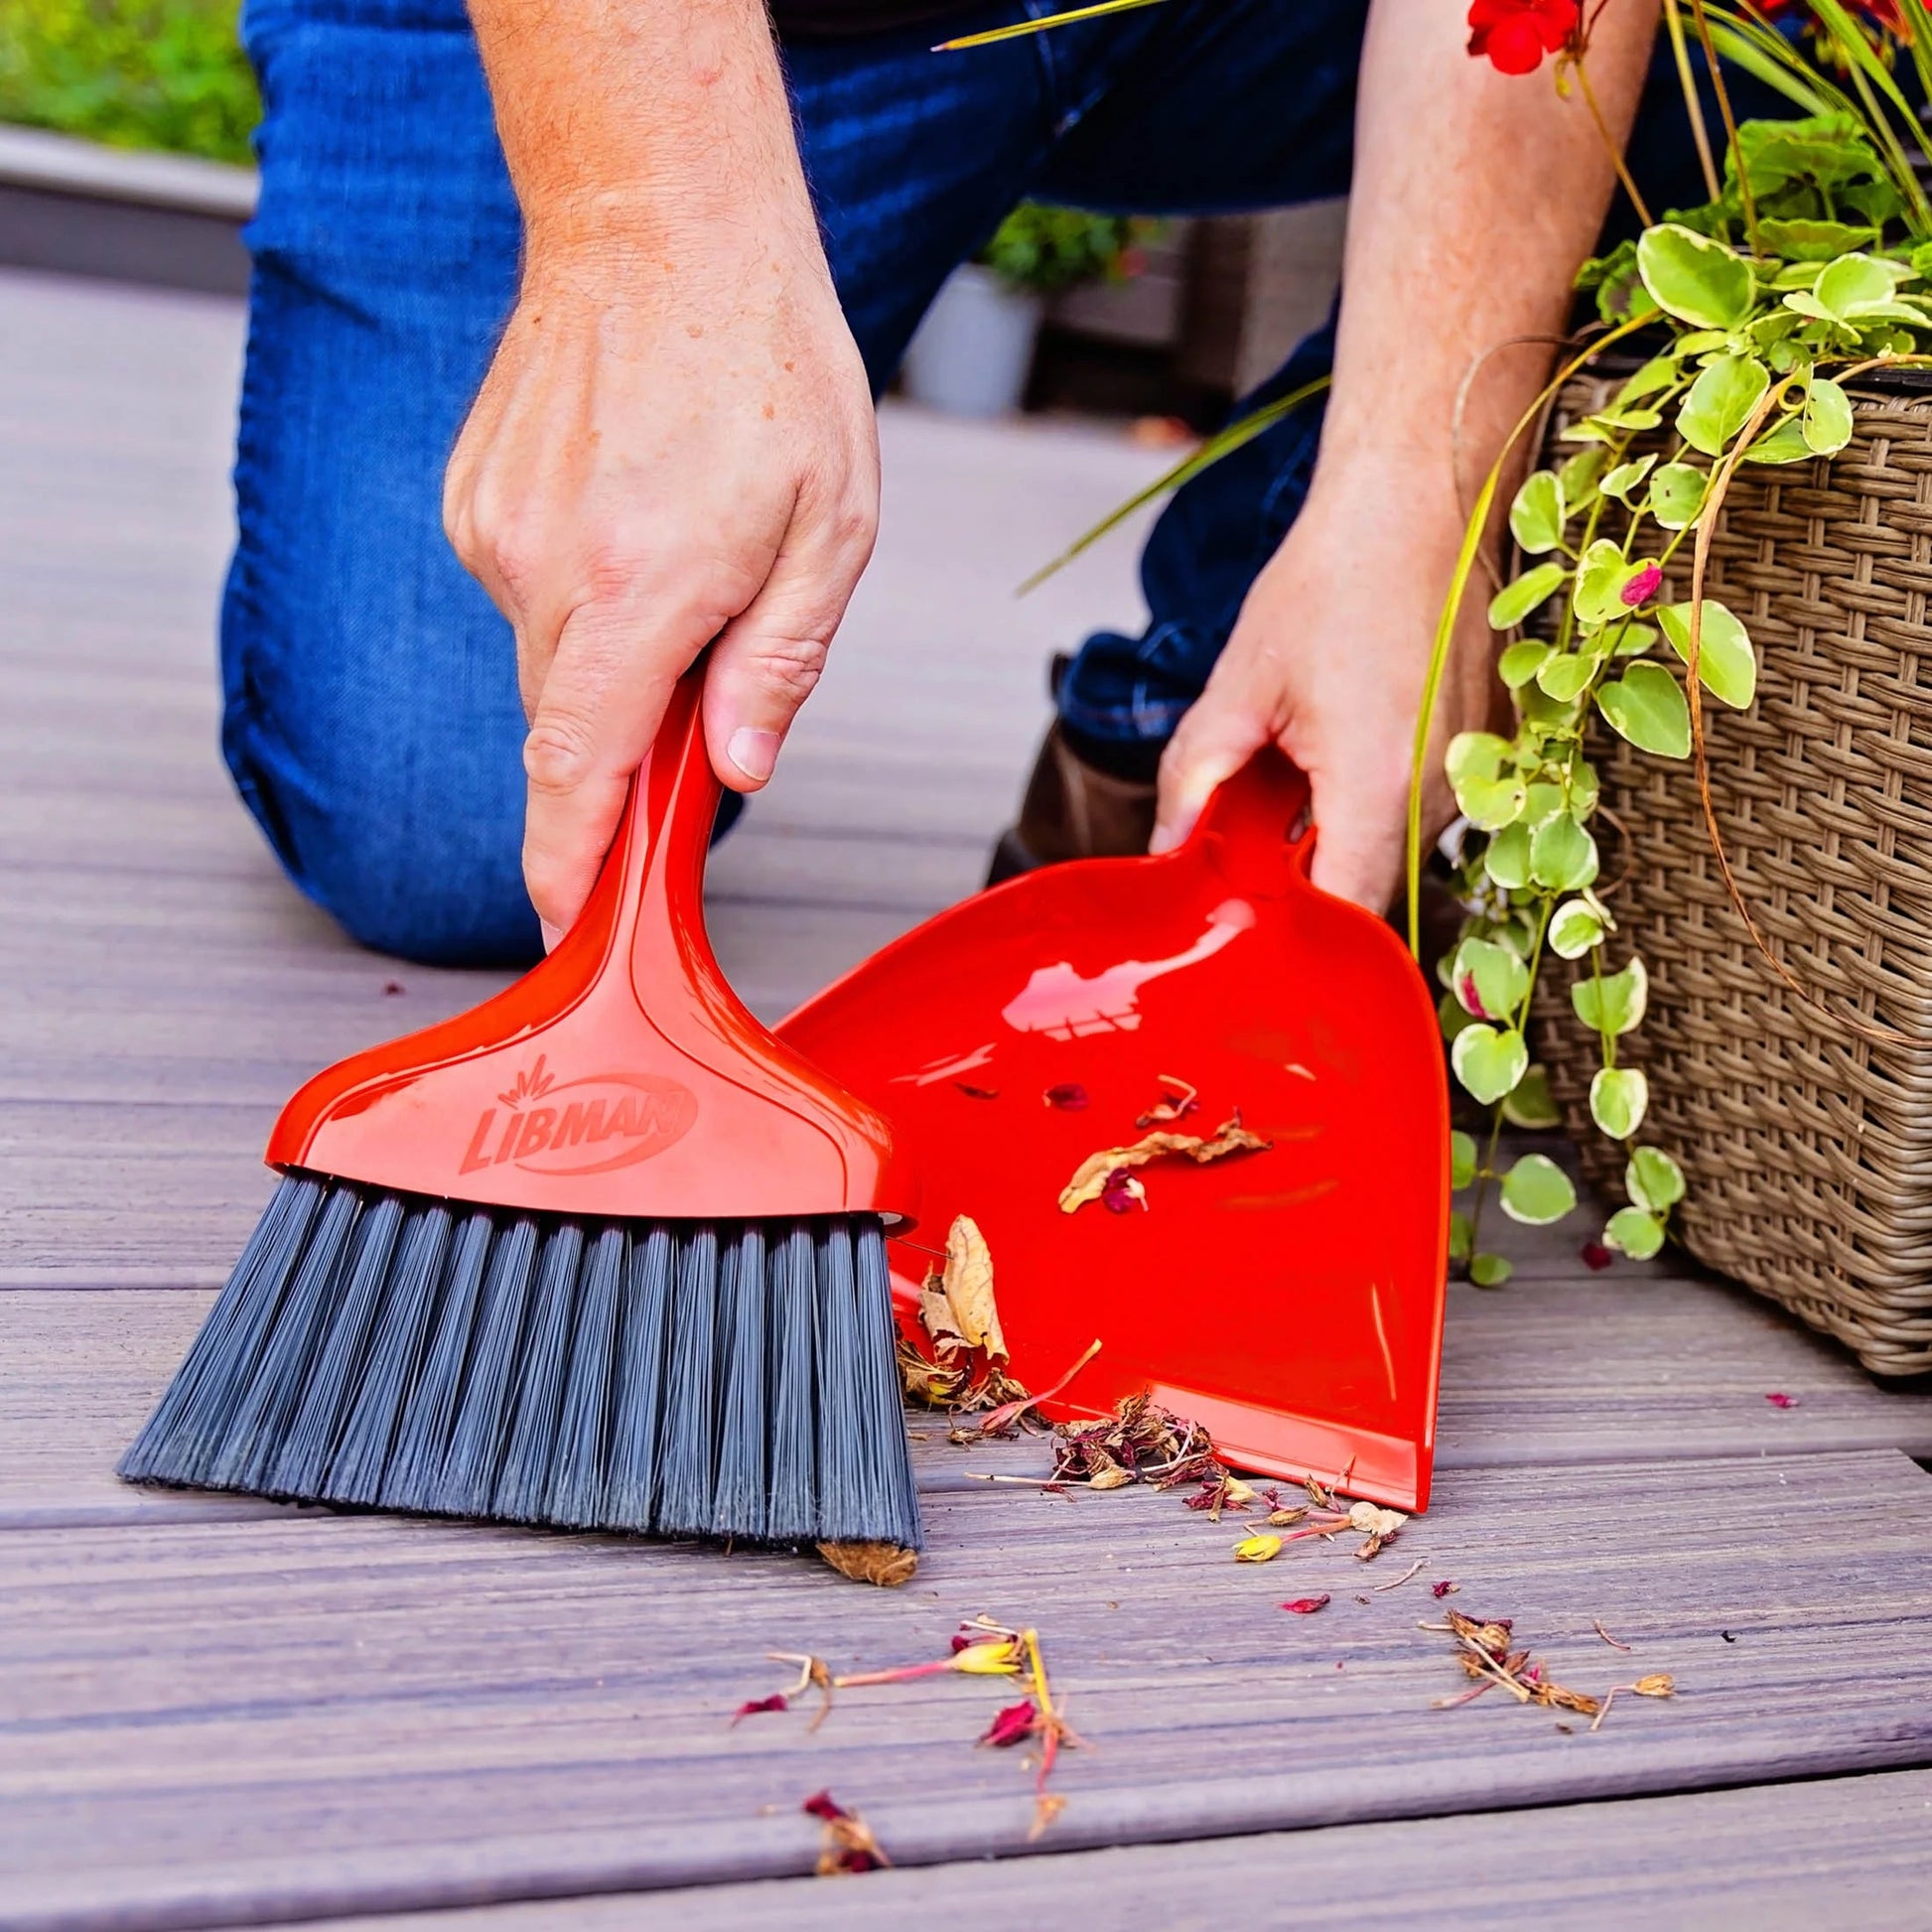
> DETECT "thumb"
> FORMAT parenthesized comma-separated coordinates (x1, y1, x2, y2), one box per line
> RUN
(1153, 682, 1273, 854)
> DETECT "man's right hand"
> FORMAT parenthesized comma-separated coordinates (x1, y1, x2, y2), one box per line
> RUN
(447, 0, 877, 944)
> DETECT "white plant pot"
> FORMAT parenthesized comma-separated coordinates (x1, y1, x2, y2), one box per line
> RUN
(899, 263, 1043, 419)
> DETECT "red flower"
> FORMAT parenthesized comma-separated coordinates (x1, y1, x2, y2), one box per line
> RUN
(1621, 564, 1664, 608)
(731, 1694, 787, 1725)
(1764, 1391, 1799, 1409)
(1581, 1241, 1614, 1272)
(978, 1699, 1038, 1747)
(1466, 0, 1579, 73)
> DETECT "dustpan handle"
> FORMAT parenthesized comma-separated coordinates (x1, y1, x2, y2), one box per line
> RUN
(1190, 747, 1316, 897)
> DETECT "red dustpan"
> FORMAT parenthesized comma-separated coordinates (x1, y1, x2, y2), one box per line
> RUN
(776, 750, 1449, 1510)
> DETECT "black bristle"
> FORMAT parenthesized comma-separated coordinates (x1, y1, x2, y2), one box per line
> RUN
(491, 1221, 587, 1522)
(121, 1178, 920, 1552)
(378, 1209, 493, 1510)
(546, 1225, 626, 1527)
(599, 1226, 674, 1532)
(207, 1185, 364, 1492)
(268, 1194, 407, 1498)
(325, 1204, 454, 1504)
(764, 1223, 820, 1542)
(710, 1224, 767, 1540)
(428, 1214, 540, 1517)
(117, 1175, 324, 1486)
(654, 1226, 721, 1535)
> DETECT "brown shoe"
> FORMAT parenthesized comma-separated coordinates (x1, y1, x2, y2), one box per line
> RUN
(987, 722, 1159, 886)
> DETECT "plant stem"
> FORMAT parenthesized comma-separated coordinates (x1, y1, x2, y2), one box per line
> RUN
(1574, 57, 1655, 228)
(1688, 0, 1758, 252)
(1663, 0, 1723, 205)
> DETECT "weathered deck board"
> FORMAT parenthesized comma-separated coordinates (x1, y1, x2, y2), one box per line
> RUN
(4, 1449, 1929, 1928)
(278, 1768, 1932, 1931)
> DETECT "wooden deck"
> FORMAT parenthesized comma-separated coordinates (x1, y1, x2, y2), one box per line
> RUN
(4, 264, 1932, 1930)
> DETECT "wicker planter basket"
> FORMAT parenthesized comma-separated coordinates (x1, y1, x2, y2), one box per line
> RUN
(1529, 371, 1932, 1376)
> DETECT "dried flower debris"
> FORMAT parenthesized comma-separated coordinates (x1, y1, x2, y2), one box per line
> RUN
(1043, 1082, 1089, 1110)
(817, 1541, 918, 1588)
(898, 1213, 1029, 1414)
(1135, 1072, 1199, 1128)
(802, 1790, 889, 1875)
(1424, 1608, 1676, 1730)
(1059, 1113, 1271, 1214)
(1764, 1391, 1799, 1409)
(1280, 1594, 1331, 1614)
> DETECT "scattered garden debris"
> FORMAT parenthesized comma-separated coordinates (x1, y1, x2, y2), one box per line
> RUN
(1045, 1390, 1218, 1490)
(1233, 1534, 1283, 1563)
(1433, 1580, 1460, 1598)
(1100, 1170, 1148, 1213)
(762, 1653, 835, 1730)
(733, 1694, 787, 1724)
(1135, 1072, 1199, 1128)
(1592, 1617, 1633, 1652)
(1424, 1609, 1676, 1730)
(382, 979, 405, 996)
(1280, 1594, 1331, 1614)
(1765, 1391, 1799, 1409)
(954, 1081, 1000, 1100)
(1372, 1557, 1426, 1592)
(965, 1339, 1103, 1440)
(898, 1214, 1029, 1414)
(1043, 1082, 1089, 1110)
(817, 1541, 918, 1588)
(1058, 1114, 1272, 1213)
(1581, 1241, 1613, 1271)
(802, 1791, 888, 1874)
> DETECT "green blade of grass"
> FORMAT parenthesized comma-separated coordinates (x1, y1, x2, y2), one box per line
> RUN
(1017, 376, 1330, 595)
(936, 0, 1169, 52)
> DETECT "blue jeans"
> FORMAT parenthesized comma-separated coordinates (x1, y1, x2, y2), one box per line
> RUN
(223, 0, 1713, 965)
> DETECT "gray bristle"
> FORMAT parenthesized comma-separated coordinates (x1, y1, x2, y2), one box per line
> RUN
(599, 1227, 673, 1531)
(378, 1210, 493, 1509)
(710, 1225, 768, 1540)
(764, 1225, 820, 1541)
(117, 1175, 324, 1486)
(324, 1204, 453, 1504)
(120, 1179, 921, 1552)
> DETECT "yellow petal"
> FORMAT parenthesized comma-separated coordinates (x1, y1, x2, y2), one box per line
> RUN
(1233, 1534, 1283, 1563)
(951, 1639, 1024, 1675)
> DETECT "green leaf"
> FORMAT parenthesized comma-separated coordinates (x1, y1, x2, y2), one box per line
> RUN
(1742, 414, 1815, 466)
(1678, 354, 1771, 458)
(1489, 562, 1569, 631)
(1573, 955, 1649, 1036)
(1573, 538, 1633, 626)
(1627, 1143, 1687, 1211)
(1603, 1204, 1666, 1260)
(1501, 1063, 1563, 1130)
(1613, 621, 1658, 658)
(1449, 1208, 1473, 1263)
(1439, 989, 1477, 1043)
(1450, 1024, 1529, 1106)
(1536, 649, 1598, 703)
(1600, 454, 1657, 502)
(1636, 223, 1755, 329)
(1596, 662, 1692, 758)
(1615, 355, 1681, 405)
(1449, 1130, 1478, 1191)
(1453, 772, 1526, 832)
(1483, 822, 1531, 892)
(1656, 601, 1756, 709)
(1469, 1251, 1515, 1288)
(1498, 640, 1551, 690)
(1647, 462, 1709, 530)
(1757, 216, 1879, 261)
(1446, 731, 1510, 787)
(1559, 446, 1609, 513)
(1804, 376, 1854, 456)
(1509, 471, 1565, 554)
(1530, 814, 1598, 892)
(1589, 1066, 1649, 1140)
(1814, 251, 1908, 320)
(1500, 1152, 1579, 1226)
(1451, 937, 1529, 1021)
(1549, 896, 1607, 959)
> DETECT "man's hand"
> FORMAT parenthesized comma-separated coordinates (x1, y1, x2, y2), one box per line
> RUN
(1152, 470, 1497, 909)
(447, 0, 875, 940)
(1155, 0, 1660, 913)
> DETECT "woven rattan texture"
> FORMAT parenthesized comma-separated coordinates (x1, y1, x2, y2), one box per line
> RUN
(1529, 375, 1932, 1375)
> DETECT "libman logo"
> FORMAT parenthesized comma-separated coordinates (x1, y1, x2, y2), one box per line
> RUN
(458, 1054, 697, 1178)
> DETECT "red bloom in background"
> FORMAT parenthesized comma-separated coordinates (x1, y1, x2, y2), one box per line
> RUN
(1466, 0, 1580, 73)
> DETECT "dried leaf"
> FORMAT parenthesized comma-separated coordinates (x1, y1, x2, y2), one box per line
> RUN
(942, 1215, 1006, 1359)
(803, 1791, 889, 1875)
(732, 1694, 787, 1724)
(1280, 1594, 1331, 1614)
(1266, 1506, 1310, 1528)
(1233, 1534, 1283, 1563)
(1135, 1073, 1199, 1128)
(1348, 1501, 1407, 1539)
(954, 1081, 1000, 1099)
(1087, 1462, 1133, 1491)
(1059, 1114, 1273, 1213)
(897, 1331, 971, 1408)
(1043, 1082, 1090, 1110)
(817, 1541, 918, 1588)
(1632, 1673, 1676, 1698)
(978, 1700, 1037, 1747)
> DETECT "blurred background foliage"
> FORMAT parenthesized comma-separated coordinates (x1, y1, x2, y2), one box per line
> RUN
(0, 0, 257, 163)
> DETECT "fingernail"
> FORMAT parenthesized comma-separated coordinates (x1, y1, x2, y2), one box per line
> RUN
(726, 727, 780, 784)
(540, 919, 562, 953)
